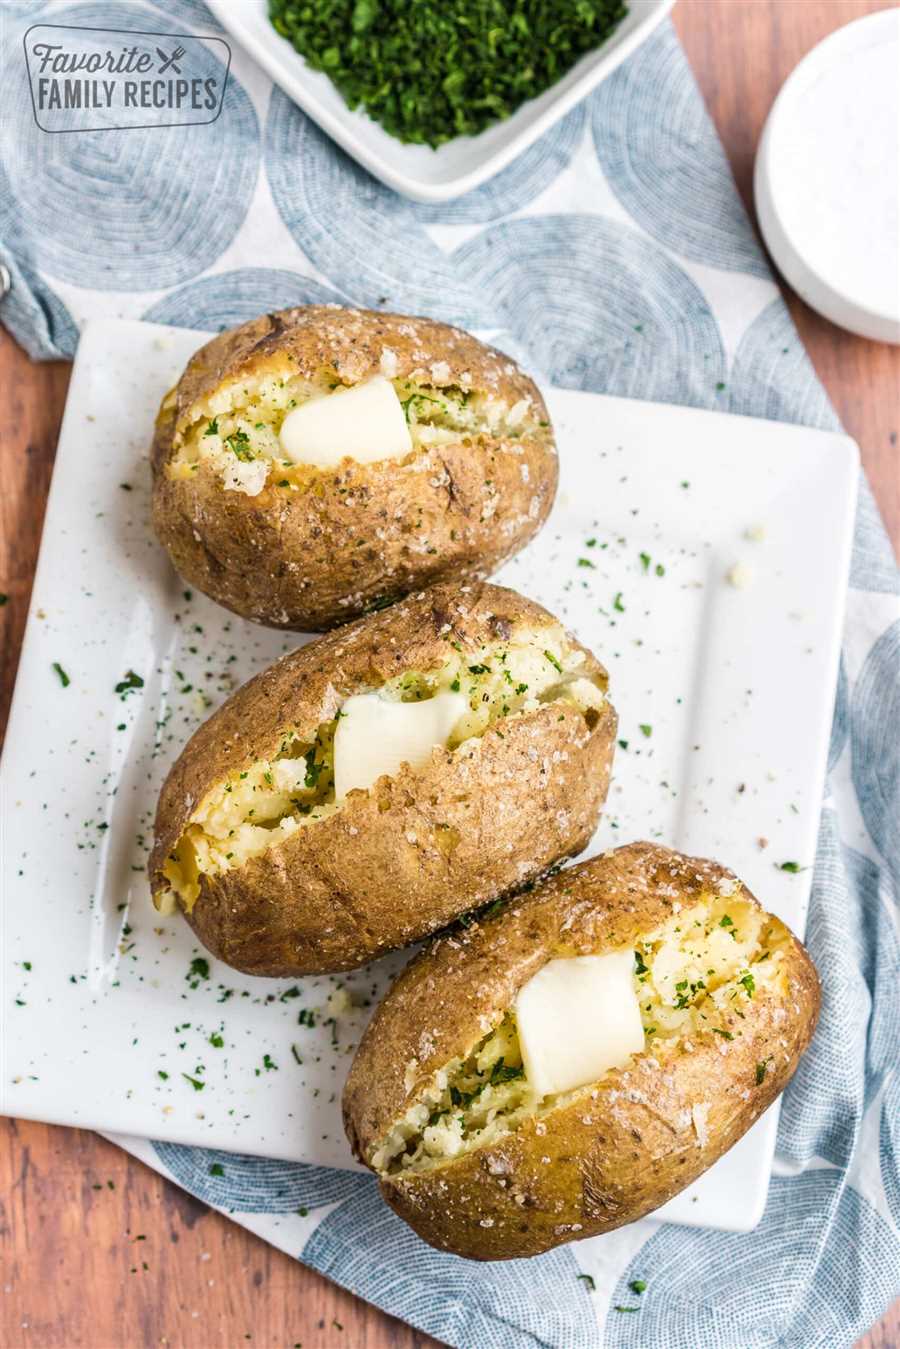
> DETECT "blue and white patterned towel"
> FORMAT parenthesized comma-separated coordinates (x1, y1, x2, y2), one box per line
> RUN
(2, 2, 898, 1344)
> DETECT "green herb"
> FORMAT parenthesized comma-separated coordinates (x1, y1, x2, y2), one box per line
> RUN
(629, 1279, 647, 1295)
(755, 1058, 771, 1085)
(364, 592, 399, 614)
(543, 650, 563, 673)
(618, 738, 629, 751)
(262, 1053, 277, 1071)
(157, 1070, 169, 1080)
(613, 592, 625, 613)
(490, 1057, 525, 1086)
(639, 723, 652, 738)
(209, 1162, 224, 1176)
(655, 563, 665, 576)
(634, 948, 649, 977)
(269, 0, 628, 148)
(203, 419, 219, 437)
(209, 1032, 225, 1048)
(115, 669, 144, 699)
(614, 1306, 639, 1313)
(578, 557, 596, 569)
(778, 861, 804, 873)
(712, 1028, 734, 1040)
(639, 552, 651, 572)
(225, 429, 254, 460)
(297, 1008, 316, 1028)
(719, 914, 734, 929)
(450, 677, 461, 692)
(468, 663, 491, 675)
(182, 1073, 205, 1091)
(577, 1274, 596, 1291)
(304, 749, 323, 789)
(188, 956, 210, 983)
(52, 662, 70, 688)
(739, 972, 755, 997)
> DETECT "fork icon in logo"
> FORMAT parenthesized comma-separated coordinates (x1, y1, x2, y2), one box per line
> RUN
(156, 44, 186, 74)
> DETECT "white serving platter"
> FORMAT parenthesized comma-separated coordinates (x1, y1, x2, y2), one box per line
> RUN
(205, 0, 675, 202)
(0, 319, 857, 1234)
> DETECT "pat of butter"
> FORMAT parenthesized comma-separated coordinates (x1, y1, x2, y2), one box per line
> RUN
(515, 951, 644, 1100)
(279, 375, 412, 468)
(333, 689, 467, 799)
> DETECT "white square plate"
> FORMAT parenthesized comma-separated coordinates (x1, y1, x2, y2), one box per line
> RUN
(0, 320, 857, 1234)
(205, 0, 675, 202)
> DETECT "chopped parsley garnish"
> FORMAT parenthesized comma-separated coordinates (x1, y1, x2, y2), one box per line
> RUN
(778, 861, 804, 874)
(304, 749, 323, 789)
(639, 723, 652, 738)
(490, 1057, 524, 1086)
(614, 1305, 639, 1313)
(157, 1070, 169, 1081)
(618, 738, 629, 750)
(755, 1058, 771, 1085)
(262, 1053, 277, 1071)
(612, 592, 625, 613)
(450, 676, 461, 691)
(115, 669, 144, 699)
(269, 0, 628, 148)
(712, 1028, 734, 1040)
(639, 551, 651, 571)
(182, 1073, 205, 1091)
(576, 1274, 596, 1291)
(739, 972, 755, 997)
(543, 650, 563, 673)
(634, 948, 649, 977)
(203, 418, 219, 437)
(629, 1279, 647, 1295)
(719, 914, 734, 929)
(225, 430, 254, 461)
(209, 1162, 224, 1176)
(578, 557, 596, 569)
(187, 956, 210, 987)
(468, 663, 491, 675)
(209, 1032, 225, 1048)
(52, 662, 70, 687)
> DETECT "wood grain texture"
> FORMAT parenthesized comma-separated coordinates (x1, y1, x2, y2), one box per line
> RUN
(1, 1, 897, 1345)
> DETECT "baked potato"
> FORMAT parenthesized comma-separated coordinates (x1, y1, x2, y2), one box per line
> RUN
(151, 306, 557, 630)
(343, 842, 820, 1260)
(149, 581, 617, 976)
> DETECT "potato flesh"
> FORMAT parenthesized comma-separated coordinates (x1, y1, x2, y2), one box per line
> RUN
(167, 363, 536, 495)
(161, 625, 607, 910)
(373, 890, 789, 1176)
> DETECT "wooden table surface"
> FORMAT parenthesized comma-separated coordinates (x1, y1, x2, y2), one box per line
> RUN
(2, 1, 898, 1345)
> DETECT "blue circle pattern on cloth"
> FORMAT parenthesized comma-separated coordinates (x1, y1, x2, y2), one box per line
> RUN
(411, 105, 586, 226)
(851, 621, 900, 893)
(591, 27, 770, 279)
(143, 268, 348, 330)
(264, 89, 494, 328)
(454, 214, 726, 405)
(607, 1171, 900, 1348)
(1, 2, 258, 291)
(152, 1142, 368, 1212)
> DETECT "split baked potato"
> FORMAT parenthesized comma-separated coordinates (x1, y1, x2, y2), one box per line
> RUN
(151, 306, 557, 630)
(149, 581, 617, 975)
(343, 842, 820, 1260)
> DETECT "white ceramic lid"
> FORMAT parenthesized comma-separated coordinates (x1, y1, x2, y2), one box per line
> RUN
(755, 9, 900, 344)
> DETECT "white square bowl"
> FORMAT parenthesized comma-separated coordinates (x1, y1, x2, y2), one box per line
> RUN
(205, 0, 675, 202)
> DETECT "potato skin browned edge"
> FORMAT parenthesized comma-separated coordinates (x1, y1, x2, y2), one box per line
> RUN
(342, 842, 821, 1260)
(150, 306, 558, 631)
(149, 581, 617, 977)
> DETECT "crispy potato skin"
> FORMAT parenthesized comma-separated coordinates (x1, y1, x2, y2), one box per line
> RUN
(150, 306, 557, 631)
(149, 582, 616, 976)
(342, 843, 820, 1260)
